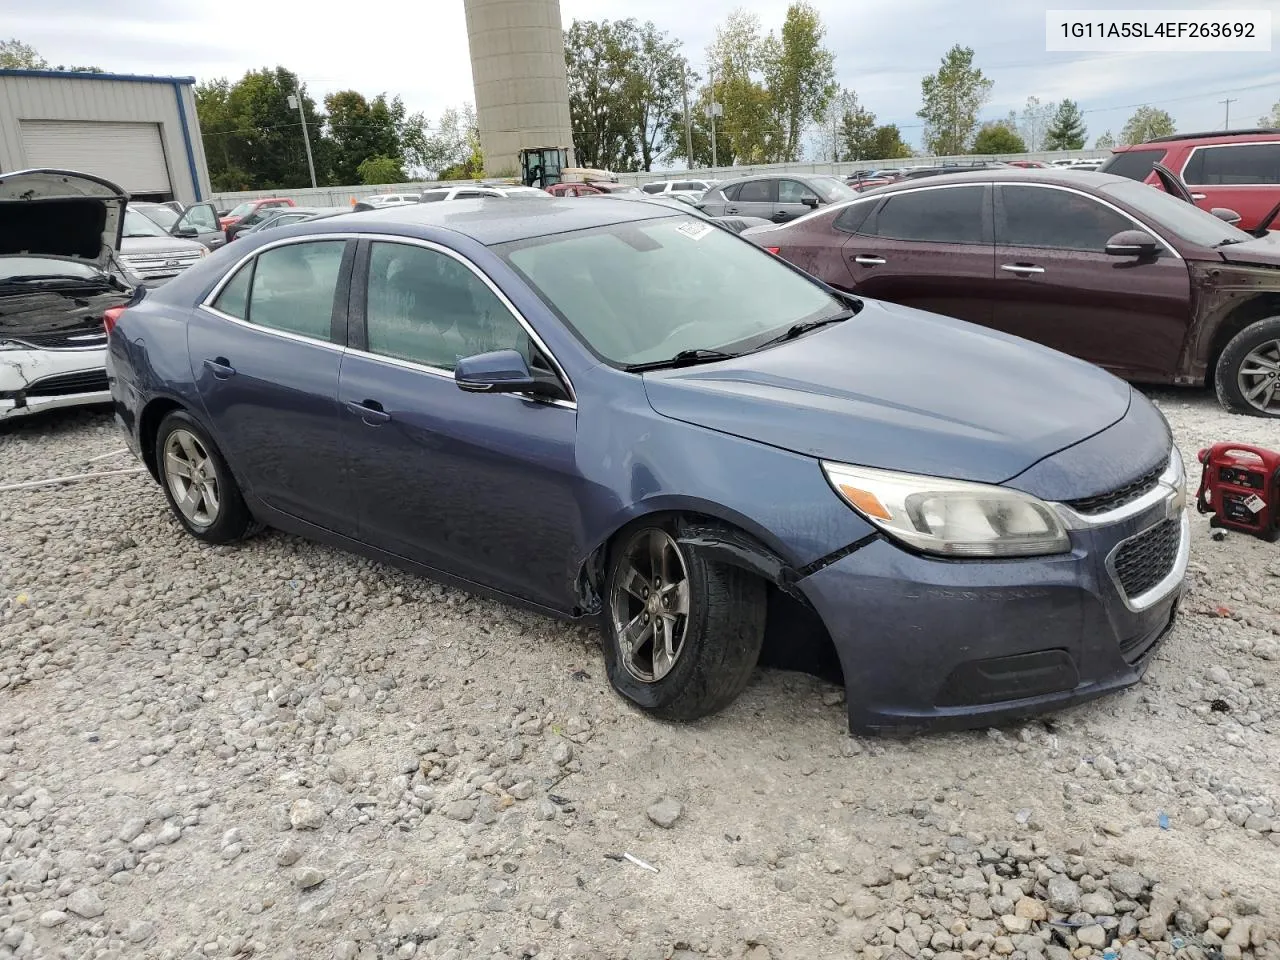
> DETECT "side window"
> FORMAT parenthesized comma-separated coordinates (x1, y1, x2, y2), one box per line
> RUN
(736, 180, 773, 203)
(642, 184, 664, 194)
(1184, 144, 1280, 185)
(871, 186, 986, 243)
(212, 262, 253, 320)
(720, 183, 742, 202)
(246, 241, 346, 339)
(420, 192, 445, 203)
(999, 186, 1130, 252)
(455, 190, 485, 199)
(834, 200, 876, 234)
(778, 180, 820, 204)
(182, 204, 218, 232)
(365, 242, 530, 372)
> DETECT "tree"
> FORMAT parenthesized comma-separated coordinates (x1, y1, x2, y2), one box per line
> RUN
(324, 91, 405, 186)
(706, 10, 777, 165)
(761, 3, 837, 162)
(839, 93, 878, 161)
(1044, 99, 1087, 150)
(972, 121, 1026, 154)
(420, 104, 483, 180)
(868, 124, 913, 160)
(564, 19, 640, 170)
(622, 21, 689, 171)
(917, 45, 993, 156)
(1120, 106, 1175, 145)
(0, 39, 45, 68)
(1095, 130, 1116, 149)
(1019, 96, 1055, 152)
(357, 155, 405, 185)
(1259, 102, 1280, 126)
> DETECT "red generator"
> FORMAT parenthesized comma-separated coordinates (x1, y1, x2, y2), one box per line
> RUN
(1196, 443, 1280, 541)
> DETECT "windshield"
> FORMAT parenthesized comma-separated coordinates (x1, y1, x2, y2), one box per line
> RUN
(0, 256, 105, 281)
(499, 215, 845, 367)
(136, 205, 179, 230)
(809, 176, 859, 202)
(123, 208, 170, 238)
(227, 202, 255, 218)
(1100, 180, 1252, 247)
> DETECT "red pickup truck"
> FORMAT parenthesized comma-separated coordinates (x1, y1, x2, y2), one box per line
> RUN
(218, 197, 295, 230)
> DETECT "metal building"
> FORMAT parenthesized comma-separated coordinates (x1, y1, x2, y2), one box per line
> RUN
(463, 0, 575, 177)
(0, 69, 211, 203)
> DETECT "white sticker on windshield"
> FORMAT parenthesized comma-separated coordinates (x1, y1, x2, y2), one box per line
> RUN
(676, 221, 714, 241)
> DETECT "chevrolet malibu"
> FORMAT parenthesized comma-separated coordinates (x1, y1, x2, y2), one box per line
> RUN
(106, 200, 1190, 733)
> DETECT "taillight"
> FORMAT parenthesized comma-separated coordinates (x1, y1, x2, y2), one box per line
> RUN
(765, 246, 781, 255)
(103, 306, 126, 335)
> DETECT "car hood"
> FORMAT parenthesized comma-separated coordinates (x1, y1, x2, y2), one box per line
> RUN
(119, 236, 206, 256)
(0, 169, 127, 269)
(642, 300, 1133, 485)
(1217, 232, 1280, 269)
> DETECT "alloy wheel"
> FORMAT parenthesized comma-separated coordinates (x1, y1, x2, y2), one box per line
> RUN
(163, 429, 221, 528)
(609, 529, 692, 683)
(1238, 338, 1280, 414)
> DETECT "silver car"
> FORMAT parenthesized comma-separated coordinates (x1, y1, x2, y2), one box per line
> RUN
(117, 207, 207, 284)
(698, 174, 859, 224)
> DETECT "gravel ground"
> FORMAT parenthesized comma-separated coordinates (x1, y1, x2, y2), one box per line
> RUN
(0, 389, 1277, 960)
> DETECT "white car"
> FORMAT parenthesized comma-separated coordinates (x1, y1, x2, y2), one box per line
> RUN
(419, 185, 553, 202)
(361, 193, 422, 207)
(1, 169, 139, 421)
(641, 179, 717, 199)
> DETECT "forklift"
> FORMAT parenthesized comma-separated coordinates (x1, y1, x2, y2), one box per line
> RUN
(519, 147, 569, 189)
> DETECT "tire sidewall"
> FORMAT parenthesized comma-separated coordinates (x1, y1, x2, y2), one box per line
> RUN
(155, 410, 247, 542)
(1216, 316, 1280, 418)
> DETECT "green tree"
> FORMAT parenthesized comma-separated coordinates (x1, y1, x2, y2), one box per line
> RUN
(1120, 106, 1175, 145)
(972, 121, 1026, 154)
(761, 2, 837, 162)
(706, 10, 777, 165)
(838, 92, 878, 161)
(564, 19, 637, 170)
(0, 38, 46, 68)
(1018, 96, 1054, 152)
(917, 45, 993, 155)
(622, 21, 690, 171)
(324, 91, 405, 185)
(1258, 102, 1280, 126)
(868, 124, 913, 160)
(1095, 130, 1116, 149)
(357, 155, 406, 185)
(425, 105, 483, 180)
(1044, 99, 1087, 150)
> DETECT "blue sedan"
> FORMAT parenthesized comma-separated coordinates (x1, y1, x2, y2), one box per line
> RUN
(104, 198, 1189, 733)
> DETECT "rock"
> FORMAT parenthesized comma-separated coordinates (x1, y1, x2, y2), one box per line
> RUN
(1077, 925, 1107, 949)
(849, 892, 881, 920)
(994, 937, 1015, 956)
(509, 781, 535, 801)
(863, 866, 894, 888)
(1016, 898, 1048, 922)
(1094, 756, 1118, 779)
(1138, 916, 1168, 940)
(892, 858, 914, 879)
(290, 798, 325, 831)
(443, 800, 476, 822)
(66, 888, 105, 919)
(277, 839, 304, 867)
(1234, 898, 1260, 917)
(1081, 892, 1116, 917)
(896, 928, 920, 957)
(1002, 916, 1032, 935)
(38, 911, 67, 928)
(968, 894, 994, 920)
(156, 823, 182, 845)
(117, 818, 146, 843)
(295, 867, 326, 890)
(1109, 870, 1146, 900)
(551, 742, 573, 766)
(646, 797, 683, 829)
(1210, 918, 1233, 938)
(127, 920, 155, 943)
(1047, 876, 1082, 914)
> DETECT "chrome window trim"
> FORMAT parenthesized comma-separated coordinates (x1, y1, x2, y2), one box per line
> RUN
(199, 231, 577, 407)
(997, 181, 1183, 260)
(1105, 510, 1190, 613)
(1181, 141, 1280, 187)
(1053, 447, 1186, 530)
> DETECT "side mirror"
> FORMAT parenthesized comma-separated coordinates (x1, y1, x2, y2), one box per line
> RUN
(454, 349, 568, 401)
(1210, 207, 1242, 225)
(1105, 229, 1160, 258)
(173, 225, 198, 238)
(801, 196, 820, 208)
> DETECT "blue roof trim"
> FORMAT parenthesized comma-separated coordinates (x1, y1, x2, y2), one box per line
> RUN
(0, 69, 196, 84)
(172, 82, 203, 202)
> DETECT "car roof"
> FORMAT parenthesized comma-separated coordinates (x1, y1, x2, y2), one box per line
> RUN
(299, 196, 680, 245)
(1118, 127, 1280, 148)
(854, 168, 1126, 196)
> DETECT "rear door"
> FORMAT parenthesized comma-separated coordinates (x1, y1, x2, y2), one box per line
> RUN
(1180, 142, 1280, 231)
(725, 179, 776, 219)
(173, 202, 225, 250)
(187, 237, 358, 533)
(840, 183, 997, 326)
(776, 178, 821, 223)
(991, 183, 1191, 380)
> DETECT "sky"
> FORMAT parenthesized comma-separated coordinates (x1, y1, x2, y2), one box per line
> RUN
(6, 0, 1280, 160)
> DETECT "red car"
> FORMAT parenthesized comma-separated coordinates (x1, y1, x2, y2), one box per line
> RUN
(1099, 129, 1280, 232)
(545, 182, 643, 197)
(1005, 160, 1049, 168)
(218, 197, 295, 230)
(744, 169, 1280, 417)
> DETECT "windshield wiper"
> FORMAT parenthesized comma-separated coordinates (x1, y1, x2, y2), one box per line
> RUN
(752, 309, 857, 351)
(623, 348, 738, 372)
(1214, 238, 1247, 248)
(0, 275, 107, 287)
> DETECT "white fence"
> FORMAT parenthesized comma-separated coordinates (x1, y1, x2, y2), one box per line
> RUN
(207, 148, 1113, 209)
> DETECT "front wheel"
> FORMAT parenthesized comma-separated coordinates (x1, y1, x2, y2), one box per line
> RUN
(603, 525, 766, 721)
(155, 411, 255, 543)
(1215, 317, 1280, 417)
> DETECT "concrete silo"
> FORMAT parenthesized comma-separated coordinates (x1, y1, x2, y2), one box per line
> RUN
(463, 0, 576, 178)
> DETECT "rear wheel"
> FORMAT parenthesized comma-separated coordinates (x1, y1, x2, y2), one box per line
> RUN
(603, 524, 766, 721)
(156, 411, 254, 543)
(1215, 317, 1280, 417)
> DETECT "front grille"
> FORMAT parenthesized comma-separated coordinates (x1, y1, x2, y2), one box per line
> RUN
(120, 251, 202, 278)
(23, 369, 109, 397)
(1065, 461, 1165, 515)
(1113, 518, 1181, 599)
(4, 329, 107, 349)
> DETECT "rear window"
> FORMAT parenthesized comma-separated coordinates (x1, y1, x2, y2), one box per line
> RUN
(641, 184, 665, 194)
(1098, 148, 1166, 181)
(1182, 143, 1280, 185)
(808, 176, 859, 202)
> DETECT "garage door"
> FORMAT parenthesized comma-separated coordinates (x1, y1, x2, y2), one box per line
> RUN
(20, 120, 172, 194)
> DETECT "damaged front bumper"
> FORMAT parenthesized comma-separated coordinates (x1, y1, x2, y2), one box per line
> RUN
(0, 345, 110, 420)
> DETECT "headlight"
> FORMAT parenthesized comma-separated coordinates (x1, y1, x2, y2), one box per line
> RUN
(822, 461, 1071, 558)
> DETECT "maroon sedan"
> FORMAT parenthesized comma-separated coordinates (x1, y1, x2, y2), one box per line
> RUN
(745, 169, 1280, 417)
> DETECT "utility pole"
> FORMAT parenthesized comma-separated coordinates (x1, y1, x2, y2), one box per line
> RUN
(708, 64, 719, 170)
(1220, 98, 1237, 130)
(681, 63, 694, 170)
(288, 85, 318, 189)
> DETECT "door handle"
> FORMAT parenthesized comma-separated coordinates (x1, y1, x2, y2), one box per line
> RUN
(203, 357, 236, 379)
(771, 212, 789, 222)
(1000, 264, 1045, 275)
(1191, 193, 1206, 200)
(725, 206, 739, 214)
(345, 399, 391, 425)
(852, 255, 886, 266)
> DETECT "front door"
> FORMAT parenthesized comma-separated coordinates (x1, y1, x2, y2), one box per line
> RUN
(338, 238, 580, 610)
(187, 238, 357, 533)
(724, 179, 776, 219)
(992, 184, 1192, 380)
(840, 183, 997, 327)
(775, 178, 820, 223)
(173, 202, 225, 250)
